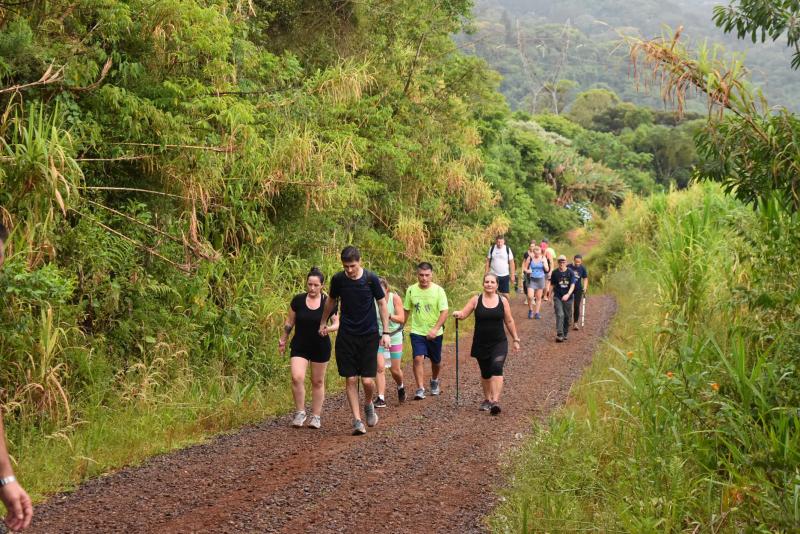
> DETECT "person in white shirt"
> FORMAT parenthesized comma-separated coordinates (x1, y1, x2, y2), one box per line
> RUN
(484, 235, 516, 298)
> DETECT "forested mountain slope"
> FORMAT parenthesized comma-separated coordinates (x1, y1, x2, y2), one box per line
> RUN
(464, 0, 800, 111)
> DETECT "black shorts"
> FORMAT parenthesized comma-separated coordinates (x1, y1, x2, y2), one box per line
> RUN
(289, 349, 331, 364)
(335, 331, 380, 378)
(497, 275, 511, 293)
(476, 353, 507, 379)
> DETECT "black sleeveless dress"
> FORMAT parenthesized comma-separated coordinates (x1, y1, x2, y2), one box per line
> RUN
(470, 294, 508, 359)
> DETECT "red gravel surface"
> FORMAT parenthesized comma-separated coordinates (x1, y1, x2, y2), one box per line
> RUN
(27, 295, 616, 533)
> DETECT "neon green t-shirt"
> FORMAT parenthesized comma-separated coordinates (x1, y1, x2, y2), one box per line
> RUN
(403, 283, 448, 336)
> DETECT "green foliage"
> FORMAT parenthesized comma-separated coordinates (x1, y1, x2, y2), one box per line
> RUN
(491, 184, 800, 531)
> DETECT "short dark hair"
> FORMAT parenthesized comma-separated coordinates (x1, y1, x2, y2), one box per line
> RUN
(0, 223, 7, 243)
(307, 266, 325, 284)
(417, 261, 433, 271)
(574, 254, 583, 260)
(495, 235, 505, 241)
(340, 245, 360, 262)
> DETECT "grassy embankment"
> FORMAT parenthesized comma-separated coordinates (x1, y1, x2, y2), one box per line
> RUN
(491, 183, 800, 532)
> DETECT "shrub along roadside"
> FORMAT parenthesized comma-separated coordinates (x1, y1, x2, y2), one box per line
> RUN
(490, 183, 800, 532)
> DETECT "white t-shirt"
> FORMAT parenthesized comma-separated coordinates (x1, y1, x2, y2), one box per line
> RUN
(487, 244, 513, 277)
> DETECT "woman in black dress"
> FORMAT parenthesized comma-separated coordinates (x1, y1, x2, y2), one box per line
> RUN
(279, 267, 339, 429)
(452, 273, 521, 415)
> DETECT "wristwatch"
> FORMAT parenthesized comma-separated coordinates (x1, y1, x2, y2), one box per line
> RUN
(0, 476, 16, 486)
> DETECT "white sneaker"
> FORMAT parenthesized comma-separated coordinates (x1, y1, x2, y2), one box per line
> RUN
(291, 411, 307, 428)
(307, 415, 321, 429)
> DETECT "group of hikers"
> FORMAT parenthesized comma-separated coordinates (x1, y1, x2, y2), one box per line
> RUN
(280, 235, 589, 436)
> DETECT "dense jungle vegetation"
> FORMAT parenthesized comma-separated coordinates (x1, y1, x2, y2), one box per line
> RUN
(0, 0, 659, 498)
(492, 1, 800, 531)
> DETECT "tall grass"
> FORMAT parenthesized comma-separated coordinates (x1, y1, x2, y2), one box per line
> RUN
(490, 183, 800, 532)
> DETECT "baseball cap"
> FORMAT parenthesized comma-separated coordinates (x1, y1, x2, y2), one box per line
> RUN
(557, 254, 567, 261)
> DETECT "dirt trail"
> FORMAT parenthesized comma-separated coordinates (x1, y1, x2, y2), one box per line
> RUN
(29, 294, 616, 533)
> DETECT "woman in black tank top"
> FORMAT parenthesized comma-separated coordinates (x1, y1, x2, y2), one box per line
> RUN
(452, 273, 521, 415)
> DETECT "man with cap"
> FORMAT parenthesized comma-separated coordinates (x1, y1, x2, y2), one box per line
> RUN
(548, 254, 578, 342)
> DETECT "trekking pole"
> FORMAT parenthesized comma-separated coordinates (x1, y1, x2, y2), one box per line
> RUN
(581, 295, 586, 328)
(455, 318, 460, 407)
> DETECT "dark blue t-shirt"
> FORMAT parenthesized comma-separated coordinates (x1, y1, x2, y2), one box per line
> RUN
(568, 264, 588, 293)
(549, 268, 578, 299)
(329, 269, 386, 336)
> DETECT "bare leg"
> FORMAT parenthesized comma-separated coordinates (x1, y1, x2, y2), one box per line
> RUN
(431, 361, 442, 381)
(310, 362, 327, 417)
(527, 288, 535, 312)
(390, 358, 404, 386)
(375, 351, 386, 398)
(361, 377, 376, 405)
(534, 288, 544, 314)
(290, 357, 308, 412)
(480, 377, 491, 401)
(490, 376, 505, 403)
(413, 355, 425, 389)
(345, 376, 361, 420)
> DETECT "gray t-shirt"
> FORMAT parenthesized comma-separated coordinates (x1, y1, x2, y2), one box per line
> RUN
(487, 245, 513, 277)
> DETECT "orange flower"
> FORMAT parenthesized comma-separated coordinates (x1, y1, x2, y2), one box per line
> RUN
(666, 371, 674, 379)
(626, 351, 634, 358)
(711, 382, 720, 392)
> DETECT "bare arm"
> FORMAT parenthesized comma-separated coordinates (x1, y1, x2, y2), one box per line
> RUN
(377, 297, 391, 348)
(278, 307, 297, 354)
(391, 293, 405, 325)
(326, 312, 340, 333)
(427, 309, 449, 340)
(501, 296, 521, 353)
(522, 255, 531, 274)
(0, 416, 33, 531)
(509, 258, 517, 283)
(452, 295, 478, 320)
(318, 296, 338, 336)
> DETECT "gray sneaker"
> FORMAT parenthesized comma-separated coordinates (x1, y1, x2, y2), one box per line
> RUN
(479, 400, 492, 411)
(352, 419, 367, 435)
(365, 403, 379, 427)
(430, 379, 441, 396)
(414, 388, 426, 400)
(307, 415, 321, 429)
(291, 411, 307, 428)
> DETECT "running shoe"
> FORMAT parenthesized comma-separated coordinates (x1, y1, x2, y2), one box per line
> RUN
(414, 388, 426, 400)
(307, 415, 321, 429)
(528, 310, 533, 319)
(479, 399, 492, 411)
(365, 403, 379, 427)
(534, 313, 541, 320)
(352, 419, 367, 435)
(490, 403, 502, 416)
(556, 335, 564, 343)
(430, 379, 441, 396)
(573, 324, 580, 331)
(398, 385, 406, 402)
(374, 396, 387, 408)
(291, 411, 307, 428)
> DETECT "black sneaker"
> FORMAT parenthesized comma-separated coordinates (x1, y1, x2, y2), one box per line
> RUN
(556, 335, 564, 343)
(490, 403, 502, 416)
(374, 396, 387, 408)
(397, 386, 406, 403)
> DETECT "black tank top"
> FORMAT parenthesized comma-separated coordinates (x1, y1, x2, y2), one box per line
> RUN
(473, 294, 506, 345)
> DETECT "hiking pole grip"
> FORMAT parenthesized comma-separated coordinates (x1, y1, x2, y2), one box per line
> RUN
(455, 318, 460, 407)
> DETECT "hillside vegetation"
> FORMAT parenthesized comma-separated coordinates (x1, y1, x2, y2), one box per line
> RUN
(0, 0, 650, 498)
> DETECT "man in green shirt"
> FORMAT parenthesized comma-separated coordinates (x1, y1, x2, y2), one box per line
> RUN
(403, 262, 449, 400)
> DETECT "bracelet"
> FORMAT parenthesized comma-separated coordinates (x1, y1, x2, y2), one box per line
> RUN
(0, 476, 16, 487)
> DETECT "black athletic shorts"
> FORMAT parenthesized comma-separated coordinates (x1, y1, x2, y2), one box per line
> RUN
(335, 331, 380, 378)
(476, 353, 507, 379)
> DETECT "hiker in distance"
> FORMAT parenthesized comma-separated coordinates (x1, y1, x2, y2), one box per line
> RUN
(279, 267, 339, 429)
(0, 223, 33, 531)
(374, 277, 406, 406)
(403, 262, 449, 400)
(522, 243, 549, 320)
(568, 255, 589, 330)
(549, 255, 578, 342)
(452, 273, 521, 416)
(485, 235, 516, 299)
(319, 246, 392, 435)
